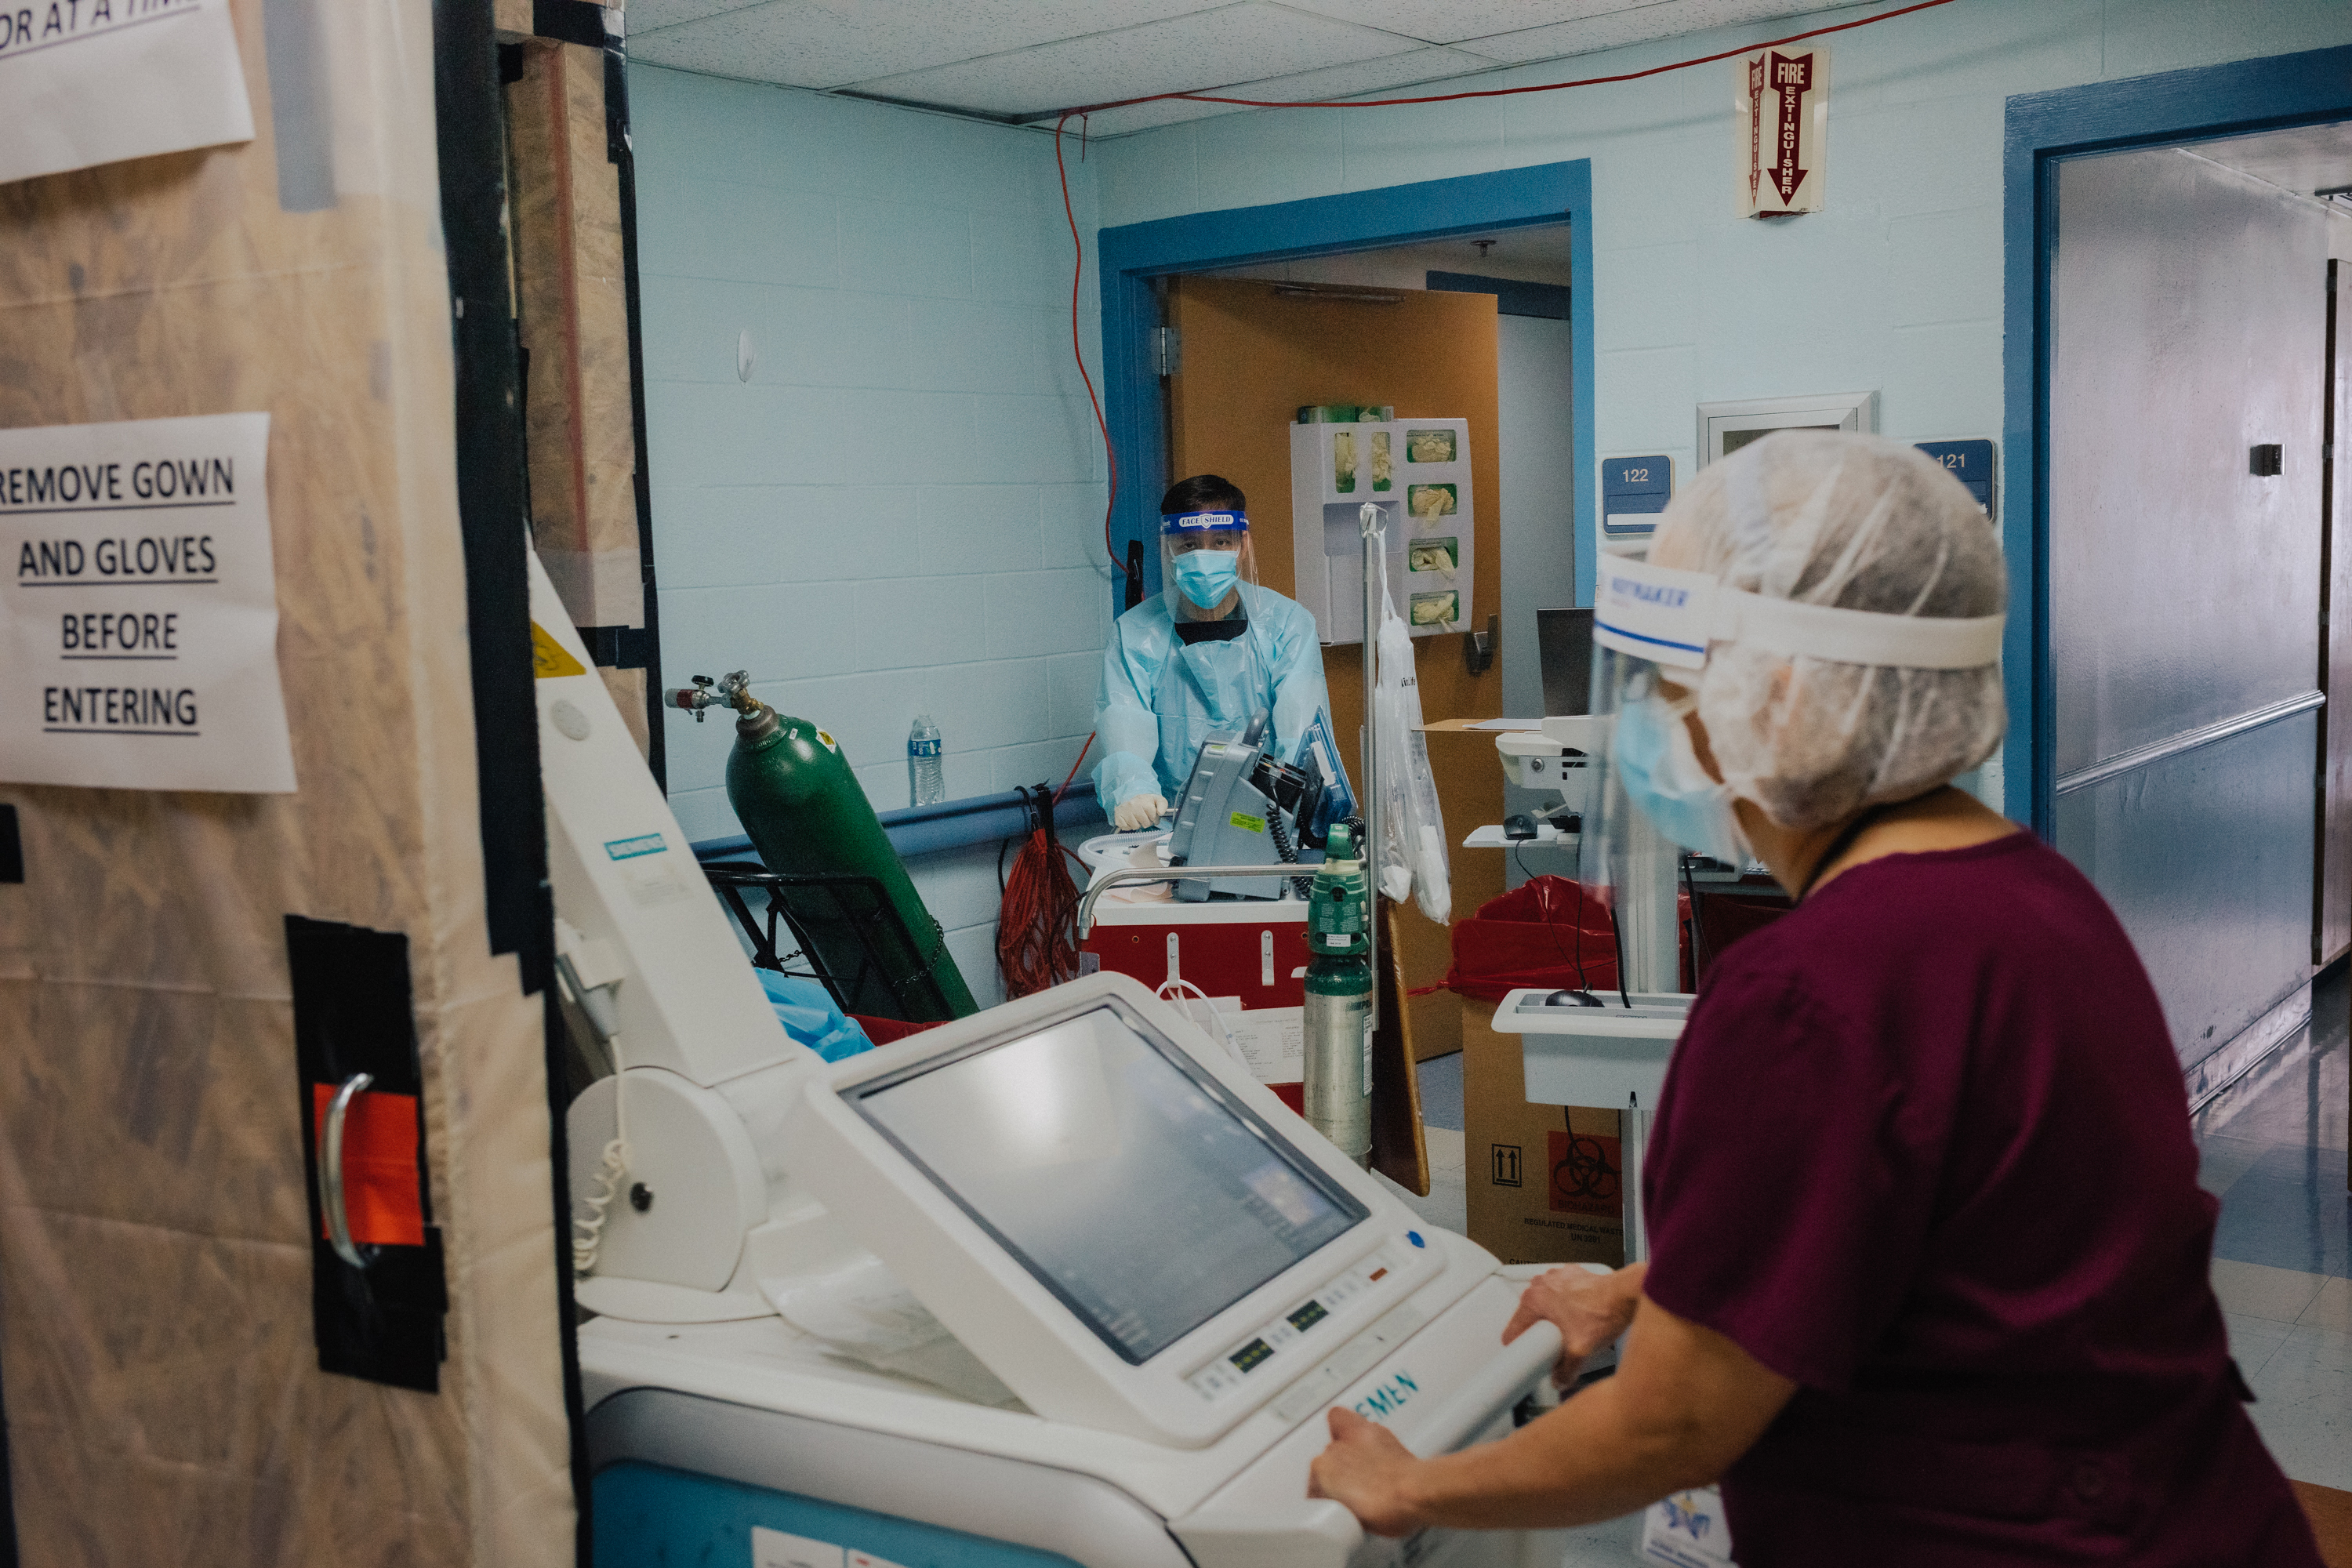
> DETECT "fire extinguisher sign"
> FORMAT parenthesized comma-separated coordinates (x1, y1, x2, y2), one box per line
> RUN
(1735, 43, 1829, 217)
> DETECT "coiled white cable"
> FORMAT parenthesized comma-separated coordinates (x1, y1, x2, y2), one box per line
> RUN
(557, 954, 630, 1277)
(570, 1121, 629, 1277)
(1157, 977, 1248, 1069)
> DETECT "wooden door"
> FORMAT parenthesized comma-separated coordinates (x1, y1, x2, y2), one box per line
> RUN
(1166, 277, 1508, 1103)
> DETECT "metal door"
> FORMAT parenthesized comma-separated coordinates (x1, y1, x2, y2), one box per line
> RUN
(2049, 145, 2330, 1078)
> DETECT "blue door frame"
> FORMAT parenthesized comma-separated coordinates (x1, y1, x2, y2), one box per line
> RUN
(1095, 162, 1598, 608)
(2002, 44, 2352, 833)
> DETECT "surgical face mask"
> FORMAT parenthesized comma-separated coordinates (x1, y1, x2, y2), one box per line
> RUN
(1171, 548, 1241, 610)
(1613, 691, 1752, 867)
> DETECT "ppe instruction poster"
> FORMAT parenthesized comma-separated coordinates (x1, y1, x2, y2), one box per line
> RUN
(0, 0, 255, 187)
(0, 412, 297, 793)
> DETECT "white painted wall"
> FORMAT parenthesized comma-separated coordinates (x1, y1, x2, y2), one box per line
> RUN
(1092, 0, 2352, 821)
(629, 66, 1116, 1005)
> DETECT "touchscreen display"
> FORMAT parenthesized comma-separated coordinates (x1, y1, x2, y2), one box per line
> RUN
(853, 1005, 1367, 1364)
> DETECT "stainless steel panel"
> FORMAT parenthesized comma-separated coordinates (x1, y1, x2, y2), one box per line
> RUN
(2053, 713, 2317, 1069)
(2050, 147, 2328, 776)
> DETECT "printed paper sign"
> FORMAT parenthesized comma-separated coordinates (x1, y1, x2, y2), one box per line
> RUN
(1, 412, 297, 792)
(1734, 42, 1828, 216)
(0, 0, 256, 187)
(751, 1529, 844, 1568)
(1165, 995, 1304, 1085)
(1640, 1486, 1735, 1566)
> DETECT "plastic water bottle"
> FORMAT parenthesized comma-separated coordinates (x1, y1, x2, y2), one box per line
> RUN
(907, 714, 945, 807)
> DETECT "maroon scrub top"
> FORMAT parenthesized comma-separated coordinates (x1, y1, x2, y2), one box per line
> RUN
(1641, 832, 2321, 1566)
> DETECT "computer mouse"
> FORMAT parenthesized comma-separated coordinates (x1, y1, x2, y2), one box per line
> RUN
(1503, 813, 1537, 840)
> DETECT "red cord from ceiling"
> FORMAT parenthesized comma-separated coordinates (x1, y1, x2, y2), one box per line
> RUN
(1055, 130, 1127, 574)
(1053, 0, 1960, 572)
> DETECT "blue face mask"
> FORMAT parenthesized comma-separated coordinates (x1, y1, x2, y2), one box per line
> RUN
(1613, 692, 1752, 866)
(1172, 549, 1241, 610)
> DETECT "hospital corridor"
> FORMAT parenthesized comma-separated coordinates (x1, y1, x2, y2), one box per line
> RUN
(2, 2, 2352, 1566)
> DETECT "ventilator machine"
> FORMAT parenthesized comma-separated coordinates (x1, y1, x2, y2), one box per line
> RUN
(530, 554, 1577, 1568)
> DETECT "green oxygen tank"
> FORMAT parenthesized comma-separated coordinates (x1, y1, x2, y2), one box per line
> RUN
(682, 675, 977, 1022)
(1302, 821, 1374, 1166)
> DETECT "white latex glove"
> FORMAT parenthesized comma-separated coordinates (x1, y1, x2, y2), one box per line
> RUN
(1114, 793, 1168, 832)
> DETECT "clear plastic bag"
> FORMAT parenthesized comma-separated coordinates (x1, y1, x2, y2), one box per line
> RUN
(1372, 543, 1452, 923)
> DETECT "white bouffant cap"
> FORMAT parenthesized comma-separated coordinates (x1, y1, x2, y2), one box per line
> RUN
(1652, 430, 2007, 830)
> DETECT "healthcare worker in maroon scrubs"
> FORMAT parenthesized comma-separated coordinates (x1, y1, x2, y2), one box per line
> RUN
(1308, 432, 2321, 1566)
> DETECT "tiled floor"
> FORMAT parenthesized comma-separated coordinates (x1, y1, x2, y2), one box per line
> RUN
(1401, 967, 2352, 1551)
(2194, 964, 2352, 1493)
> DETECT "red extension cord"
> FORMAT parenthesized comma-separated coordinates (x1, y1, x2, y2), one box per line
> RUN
(996, 734, 1096, 999)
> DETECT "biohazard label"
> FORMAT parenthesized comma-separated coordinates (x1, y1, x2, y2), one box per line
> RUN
(531, 622, 586, 678)
(1547, 1128, 1623, 1218)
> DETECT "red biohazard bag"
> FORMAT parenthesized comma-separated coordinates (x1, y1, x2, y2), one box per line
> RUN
(1428, 875, 1621, 1000)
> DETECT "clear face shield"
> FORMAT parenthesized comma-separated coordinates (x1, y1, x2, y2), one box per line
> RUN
(1580, 554, 2007, 908)
(1161, 510, 1258, 621)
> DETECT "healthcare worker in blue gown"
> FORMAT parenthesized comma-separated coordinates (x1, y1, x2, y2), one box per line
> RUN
(1094, 474, 1356, 835)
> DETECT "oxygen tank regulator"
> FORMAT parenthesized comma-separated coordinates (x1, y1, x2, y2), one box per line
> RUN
(670, 670, 757, 722)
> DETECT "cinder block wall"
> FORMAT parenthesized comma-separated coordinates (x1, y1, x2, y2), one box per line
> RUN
(628, 67, 1119, 1002)
(630, 67, 1112, 827)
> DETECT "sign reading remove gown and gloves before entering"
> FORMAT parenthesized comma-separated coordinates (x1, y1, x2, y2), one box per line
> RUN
(0, 414, 296, 792)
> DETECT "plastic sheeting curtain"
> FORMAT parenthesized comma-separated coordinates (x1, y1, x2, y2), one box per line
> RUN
(0, 2, 577, 1563)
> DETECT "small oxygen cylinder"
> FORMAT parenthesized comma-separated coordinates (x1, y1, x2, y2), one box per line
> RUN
(1302, 821, 1374, 1167)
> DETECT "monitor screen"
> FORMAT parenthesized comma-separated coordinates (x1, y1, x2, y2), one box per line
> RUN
(851, 1004, 1368, 1365)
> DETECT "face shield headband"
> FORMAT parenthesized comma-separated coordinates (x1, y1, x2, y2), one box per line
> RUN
(1592, 555, 2006, 675)
(1161, 510, 1248, 539)
(1577, 553, 2005, 894)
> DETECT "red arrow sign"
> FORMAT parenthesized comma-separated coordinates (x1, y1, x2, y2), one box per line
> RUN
(1768, 51, 1813, 206)
(1747, 56, 1766, 208)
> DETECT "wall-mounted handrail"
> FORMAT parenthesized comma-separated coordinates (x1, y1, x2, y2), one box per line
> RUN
(2053, 690, 2324, 797)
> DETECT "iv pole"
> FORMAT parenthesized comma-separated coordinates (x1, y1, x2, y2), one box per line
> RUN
(1359, 501, 1385, 1033)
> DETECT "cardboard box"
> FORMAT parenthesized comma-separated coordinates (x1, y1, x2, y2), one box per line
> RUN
(1461, 1000, 1626, 1268)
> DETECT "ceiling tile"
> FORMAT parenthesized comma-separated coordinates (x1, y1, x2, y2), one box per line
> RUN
(840, 2, 1421, 120)
(1455, 0, 1849, 65)
(1077, 45, 1510, 136)
(627, 0, 1219, 92)
(1272, 0, 1676, 47)
(624, 0, 770, 34)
